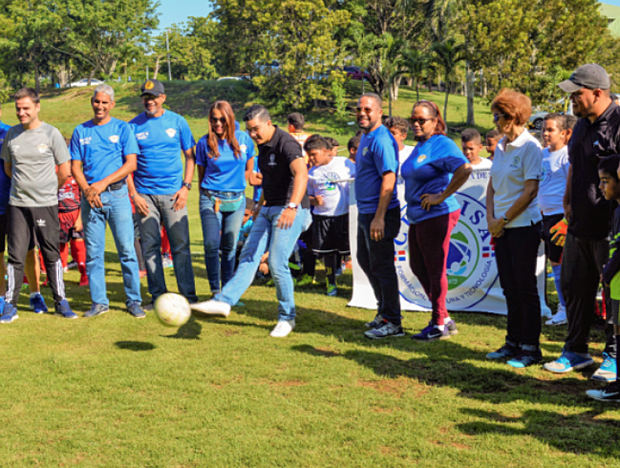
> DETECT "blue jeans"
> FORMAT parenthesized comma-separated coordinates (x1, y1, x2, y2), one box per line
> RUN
(137, 193, 197, 303)
(82, 185, 142, 306)
(215, 206, 310, 321)
(199, 190, 246, 293)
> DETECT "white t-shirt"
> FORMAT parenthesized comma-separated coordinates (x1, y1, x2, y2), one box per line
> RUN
(397, 145, 414, 185)
(538, 146, 569, 216)
(308, 156, 356, 216)
(490, 130, 543, 228)
(471, 157, 492, 170)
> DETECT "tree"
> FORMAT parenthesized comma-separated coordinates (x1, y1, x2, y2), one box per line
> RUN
(432, 38, 466, 123)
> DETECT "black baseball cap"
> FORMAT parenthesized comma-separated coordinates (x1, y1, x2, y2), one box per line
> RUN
(140, 79, 165, 97)
(558, 64, 610, 93)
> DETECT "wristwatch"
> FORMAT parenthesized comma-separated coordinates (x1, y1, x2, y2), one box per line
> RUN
(502, 216, 510, 224)
(182, 182, 192, 190)
(287, 202, 298, 210)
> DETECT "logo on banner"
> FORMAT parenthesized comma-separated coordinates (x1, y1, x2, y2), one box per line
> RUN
(393, 191, 498, 309)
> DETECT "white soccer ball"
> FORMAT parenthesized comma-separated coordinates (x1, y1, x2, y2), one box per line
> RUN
(154, 293, 191, 327)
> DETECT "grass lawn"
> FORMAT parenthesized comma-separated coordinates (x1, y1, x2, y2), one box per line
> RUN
(0, 83, 617, 467)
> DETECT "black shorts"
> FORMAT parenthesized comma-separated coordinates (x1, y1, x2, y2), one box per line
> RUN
(311, 213, 350, 255)
(542, 213, 564, 263)
(612, 299, 619, 326)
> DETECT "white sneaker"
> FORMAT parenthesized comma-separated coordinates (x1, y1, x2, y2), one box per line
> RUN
(190, 299, 231, 317)
(270, 319, 295, 338)
(545, 304, 567, 326)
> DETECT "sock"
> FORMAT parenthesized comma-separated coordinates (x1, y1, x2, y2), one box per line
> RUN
(437, 324, 445, 331)
(551, 264, 565, 307)
(324, 253, 337, 285)
(30, 292, 40, 299)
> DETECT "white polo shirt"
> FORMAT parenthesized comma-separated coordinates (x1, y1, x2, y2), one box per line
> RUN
(490, 129, 543, 228)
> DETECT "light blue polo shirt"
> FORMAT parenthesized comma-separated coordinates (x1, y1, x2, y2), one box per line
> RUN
(401, 134, 468, 224)
(70, 117, 139, 184)
(129, 110, 195, 194)
(196, 130, 254, 192)
(354, 124, 399, 214)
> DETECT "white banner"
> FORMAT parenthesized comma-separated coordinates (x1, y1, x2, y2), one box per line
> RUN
(348, 168, 551, 315)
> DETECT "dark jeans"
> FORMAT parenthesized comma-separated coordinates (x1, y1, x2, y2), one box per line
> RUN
(357, 207, 401, 325)
(494, 223, 541, 347)
(561, 232, 615, 355)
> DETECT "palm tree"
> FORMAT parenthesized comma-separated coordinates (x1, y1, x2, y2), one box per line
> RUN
(431, 38, 466, 123)
(402, 48, 434, 102)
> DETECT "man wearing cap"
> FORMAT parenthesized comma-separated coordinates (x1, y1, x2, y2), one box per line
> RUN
(126, 79, 198, 306)
(70, 84, 145, 318)
(544, 64, 620, 375)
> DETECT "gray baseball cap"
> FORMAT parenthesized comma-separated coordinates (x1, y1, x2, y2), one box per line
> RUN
(558, 64, 610, 93)
(140, 79, 165, 97)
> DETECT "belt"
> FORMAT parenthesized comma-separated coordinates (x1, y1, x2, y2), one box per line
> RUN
(104, 180, 126, 192)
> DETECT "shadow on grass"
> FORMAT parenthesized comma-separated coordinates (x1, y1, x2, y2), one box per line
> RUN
(457, 407, 620, 458)
(161, 316, 202, 340)
(115, 341, 155, 351)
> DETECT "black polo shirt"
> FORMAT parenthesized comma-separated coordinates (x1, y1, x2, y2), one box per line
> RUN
(257, 126, 309, 208)
(568, 102, 620, 239)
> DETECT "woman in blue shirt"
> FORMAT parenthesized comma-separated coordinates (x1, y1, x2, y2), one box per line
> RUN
(196, 100, 254, 294)
(401, 100, 472, 341)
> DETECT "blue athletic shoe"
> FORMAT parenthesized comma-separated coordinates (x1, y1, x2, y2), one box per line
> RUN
(0, 303, 19, 323)
(486, 343, 519, 360)
(127, 301, 146, 319)
(84, 303, 109, 318)
(507, 350, 542, 368)
(411, 322, 450, 341)
(29, 293, 48, 314)
(55, 299, 77, 319)
(543, 350, 594, 373)
(591, 353, 617, 382)
(0, 297, 5, 315)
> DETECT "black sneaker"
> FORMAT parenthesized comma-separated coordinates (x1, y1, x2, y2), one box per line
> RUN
(486, 343, 519, 360)
(586, 382, 620, 402)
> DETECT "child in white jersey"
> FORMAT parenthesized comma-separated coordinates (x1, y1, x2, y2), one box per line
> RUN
(539, 113, 575, 326)
(305, 134, 355, 296)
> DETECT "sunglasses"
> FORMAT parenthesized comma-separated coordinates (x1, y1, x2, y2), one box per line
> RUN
(210, 116, 227, 124)
(493, 113, 508, 123)
(409, 117, 432, 126)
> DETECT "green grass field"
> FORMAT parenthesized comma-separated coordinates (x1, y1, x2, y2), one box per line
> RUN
(0, 82, 617, 467)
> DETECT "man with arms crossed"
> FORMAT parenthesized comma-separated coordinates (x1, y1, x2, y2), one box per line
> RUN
(70, 84, 145, 318)
(128, 79, 198, 307)
(192, 104, 310, 338)
(1, 87, 76, 323)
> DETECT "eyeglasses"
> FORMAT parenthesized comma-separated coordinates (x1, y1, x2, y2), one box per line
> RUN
(493, 113, 508, 123)
(409, 117, 432, 126)
(210, 116, 226, 124)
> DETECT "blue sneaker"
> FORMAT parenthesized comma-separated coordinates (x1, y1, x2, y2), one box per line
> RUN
(127, 301, 145, 319)
(507, 350, 542, 368)
(586, 382, 620, 402)
(365, 314, 384, 329)
(29, 293, 48, 314)
(0, 297, 5, 315)
(591, 353, 617, 382)
(55, 299, 77, 319)
(411, 322, 450, 341)
(84, 303, 109, 318)
(543, 350, 594, 373)
(486, 343, 519, 360)
(0, 303, 19, 323)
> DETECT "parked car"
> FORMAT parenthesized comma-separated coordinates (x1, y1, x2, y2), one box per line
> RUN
(68, 78, 104, 88)
(528, 111, 548, 131)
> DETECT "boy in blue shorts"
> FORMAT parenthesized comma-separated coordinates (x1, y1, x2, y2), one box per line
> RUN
(586, 156, 620, 402)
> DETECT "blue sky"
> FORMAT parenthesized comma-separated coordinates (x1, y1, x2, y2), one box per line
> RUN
(156, 0, 212, 30)
(155, 0, 620, 29)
